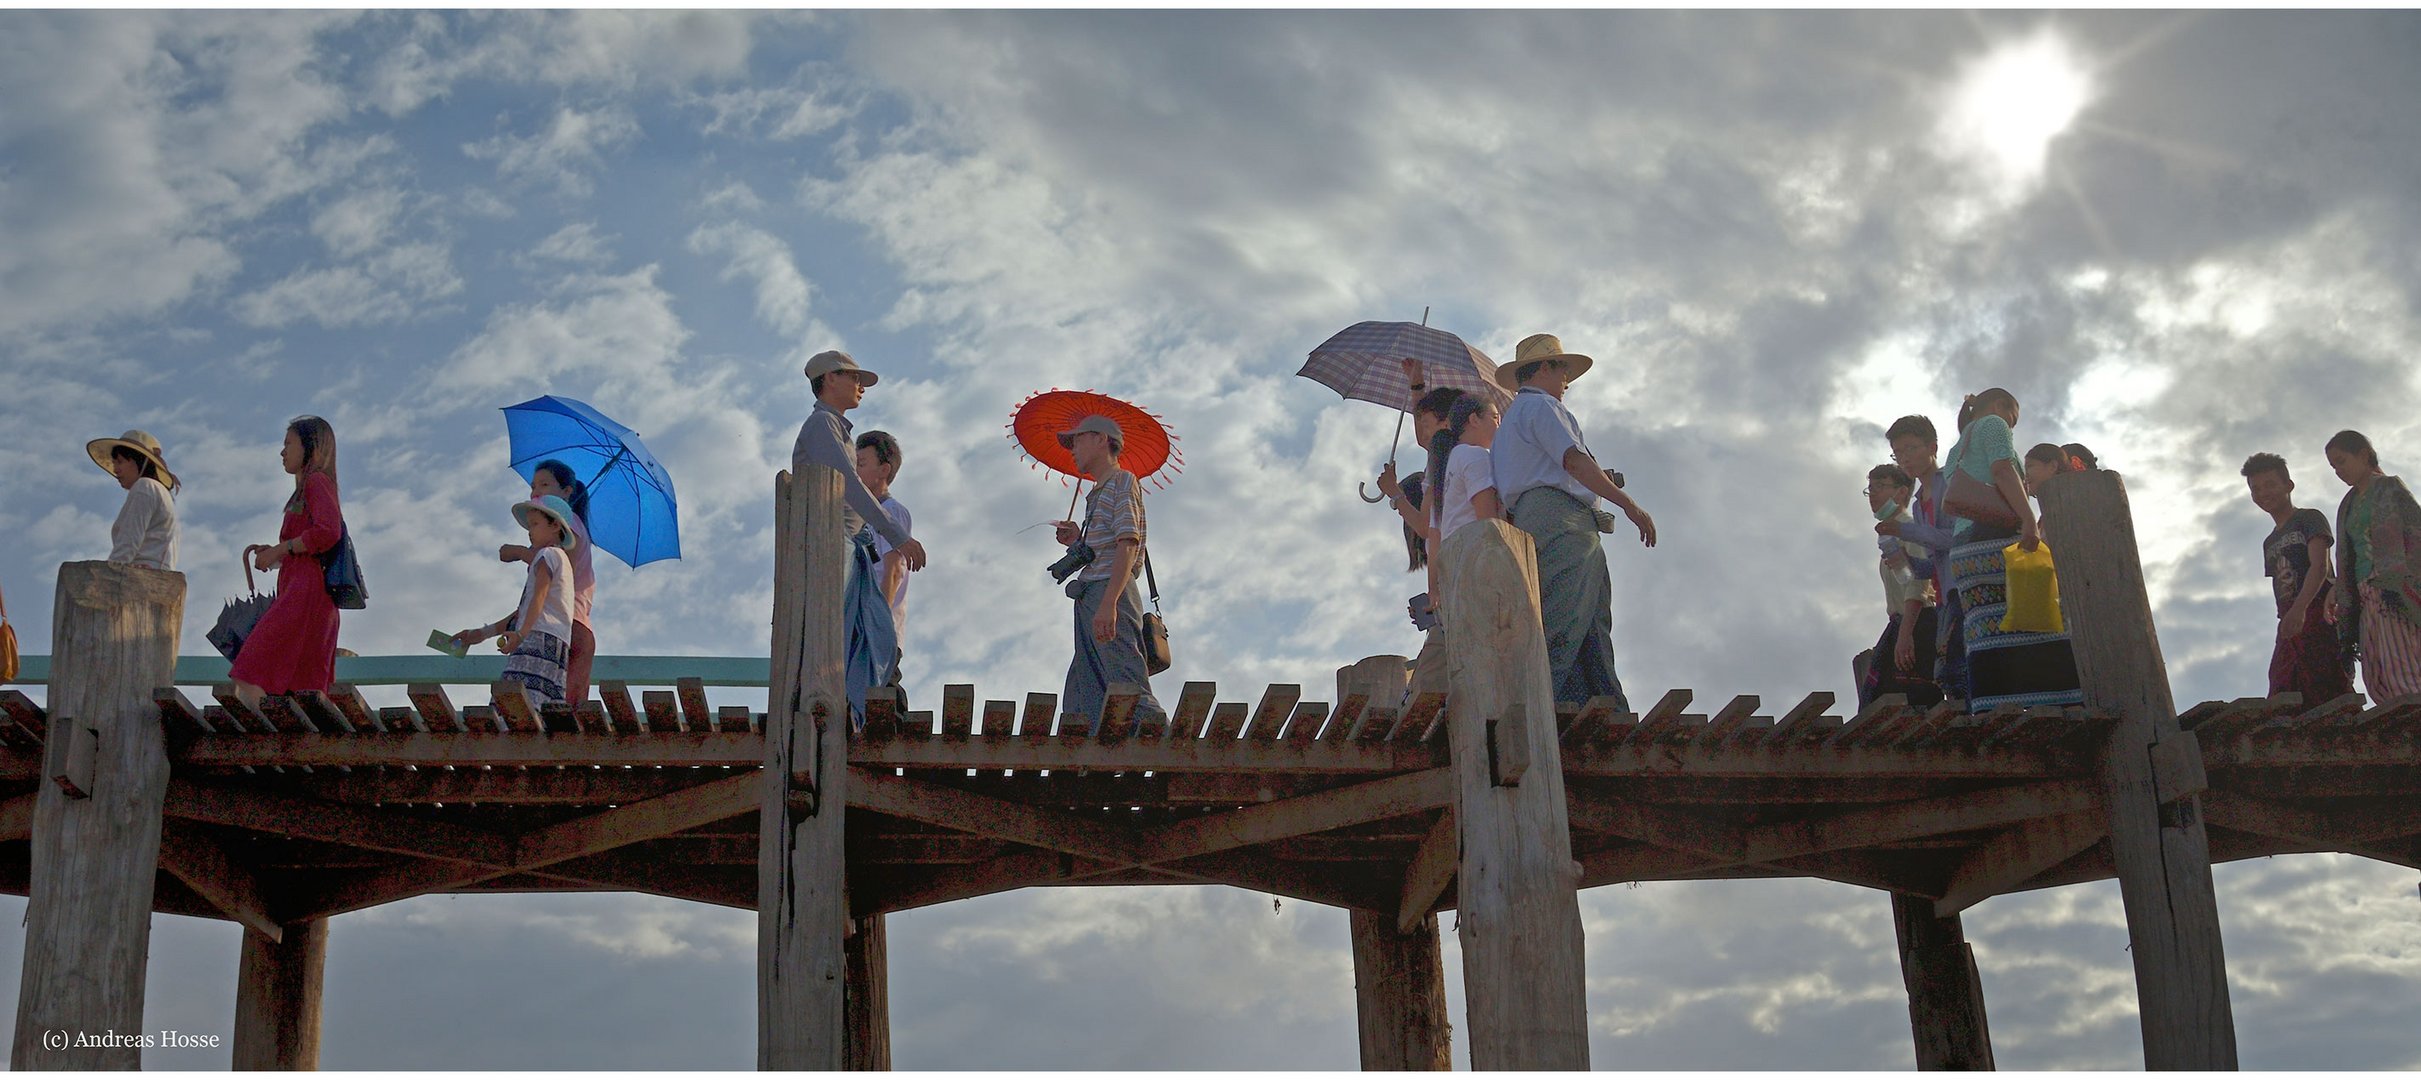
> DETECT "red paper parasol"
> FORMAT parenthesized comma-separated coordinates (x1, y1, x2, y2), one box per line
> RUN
(1008, 389, 1183, 490)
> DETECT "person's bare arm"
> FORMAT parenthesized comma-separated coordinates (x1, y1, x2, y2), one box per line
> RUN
(496, 558, 553, 653)
(1091, 539, 1141, 644)
(880, 549, 909, 607)
(2284, 534, 2332, 639)
(1562, 447, 1655, 546)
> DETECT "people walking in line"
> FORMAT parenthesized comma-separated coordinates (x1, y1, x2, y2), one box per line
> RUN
(1489, 333, 1655, 708)
(1940, 390, 2078, 710)
(792, 350, 927, 724)
(1051, 414, 1169, 733)
(458, 495, 581, 710)
(1860, 463, 1941, 708)
(499, 460, 596, 703)
(2324, 430, 2421, 701)
(228, 416, 346, 709)
(2242, 452, 2354, 704)
(88, 429, 179, 571)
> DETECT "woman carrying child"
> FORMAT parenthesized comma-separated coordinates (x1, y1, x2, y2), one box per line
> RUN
(458, 495, 581, 709)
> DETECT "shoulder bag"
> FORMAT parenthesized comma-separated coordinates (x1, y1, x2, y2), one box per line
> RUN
(1945, 467, 2021, 531)
(1141, 548, 1172, 676)
(0, 578, 18, 684)
(324, 525, 368, 610)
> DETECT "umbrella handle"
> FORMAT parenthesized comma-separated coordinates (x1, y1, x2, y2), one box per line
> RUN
(1359, 482, 1387, 504)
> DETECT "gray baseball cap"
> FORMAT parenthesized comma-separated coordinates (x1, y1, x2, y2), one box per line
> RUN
(802, 349, 880, 386)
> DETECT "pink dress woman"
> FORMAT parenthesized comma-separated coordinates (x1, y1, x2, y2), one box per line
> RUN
(228, 471, 345, 694)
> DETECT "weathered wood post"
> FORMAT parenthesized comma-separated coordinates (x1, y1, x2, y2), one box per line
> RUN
(844, 914, 891, 1070)
(11, 561, 184, 1069)
(1437, 521, 1590, 1069)
(1339, 657, 1452, 1071)
(762, 467, 852, 1069)
(232, 919, 329, 1070)
(1890, 894, 1994, 1069)
(2039, 470, 2237, 1069)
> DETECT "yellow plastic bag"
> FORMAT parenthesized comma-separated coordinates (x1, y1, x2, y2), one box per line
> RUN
(2001, 540, 2063, 634)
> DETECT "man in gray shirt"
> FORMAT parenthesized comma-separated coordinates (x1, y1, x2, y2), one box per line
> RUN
(792, 349, 927, 724)
(1489, 333, 1656, 707)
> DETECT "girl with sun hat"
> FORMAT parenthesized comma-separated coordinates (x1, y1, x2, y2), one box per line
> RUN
(87, 429, 180, 571)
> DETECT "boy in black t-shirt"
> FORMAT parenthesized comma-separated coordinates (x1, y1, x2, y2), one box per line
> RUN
(2244, 452, 2355, 703)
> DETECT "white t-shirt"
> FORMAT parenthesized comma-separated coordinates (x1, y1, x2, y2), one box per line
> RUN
(109, 476, 178, 571)
(869, 495, 912, 635)
(1436, 444, 1496, 542)
(518, 546, 576, 643)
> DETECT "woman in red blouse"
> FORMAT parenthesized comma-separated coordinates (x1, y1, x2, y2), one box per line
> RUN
(229, 416, 346, 709)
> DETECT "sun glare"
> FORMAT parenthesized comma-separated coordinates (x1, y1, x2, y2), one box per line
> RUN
(1939, 29, 2095, 192)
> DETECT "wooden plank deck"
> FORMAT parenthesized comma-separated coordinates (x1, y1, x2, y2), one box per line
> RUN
(0, 683, 2412, 925)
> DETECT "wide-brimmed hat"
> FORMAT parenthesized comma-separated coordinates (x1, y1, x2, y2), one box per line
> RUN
(86, 429, 177, 489)
(511, 495, 582, 552)
(1055, 414, 1125, 452)
(1496, 333, 1595, 391)
(802, 349, 880, 387)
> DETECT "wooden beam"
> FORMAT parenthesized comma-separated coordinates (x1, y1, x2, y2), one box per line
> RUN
(11, 562, 184, 1070)
(163, 780, 516, 868)
(0, 791, 36, 842)
(2198, 791, 2421, 869)
(176, 730, 764, 769)
(1133, 768, 1452, 865)
(2042, 469, 2237, 1069)
(1398, 810, 1458, 934)
(1891, 894, 1994, 1070)
(1350, 910, 1453, 1070)
(845, 915, 890, 1070)
(762, 466, 852, 1070)
(850, 767, 1145, 863)
(156, 821, 282, 941)
(1933, 809, 2107, 916)
(1437, 520, 1589, 1069)
(232, 919, 328, 1070)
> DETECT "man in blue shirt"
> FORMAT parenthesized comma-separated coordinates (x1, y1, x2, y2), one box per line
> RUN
(1489, 333, 1656, 707)
(792, 349, 927, 725)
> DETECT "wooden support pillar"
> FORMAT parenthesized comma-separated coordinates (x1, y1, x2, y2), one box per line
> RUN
(232, 919, 329, 1070)
(844, 914, 891, 1071)
(1437, 521, 1590, 1070)
(761, 467, 853, 1069)
(2040, 470, 2237, 1069)
(1890, 893, 1993, 1070)
(11, 561, 183, 1069)
(1349, 910, 1453, 1070)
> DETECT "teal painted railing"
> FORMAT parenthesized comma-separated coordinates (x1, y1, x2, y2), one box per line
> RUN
(10, 655, 768, 689)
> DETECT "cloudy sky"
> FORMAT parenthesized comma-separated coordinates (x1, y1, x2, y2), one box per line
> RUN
(3, 8, 2419, 1069)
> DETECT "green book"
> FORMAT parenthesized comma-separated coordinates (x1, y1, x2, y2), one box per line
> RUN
(426, 629, 469, 658)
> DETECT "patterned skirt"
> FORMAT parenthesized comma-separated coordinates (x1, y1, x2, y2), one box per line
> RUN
(1949, 538, 2083, 712)
(501, 629, 569, 708)
(2358, 583, 2421, 701)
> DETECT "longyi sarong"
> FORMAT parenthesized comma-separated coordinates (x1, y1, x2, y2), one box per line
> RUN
(1950, 537, 2082, 712)
(1510, 487, 1627, 709)
(2357, 583, 2421, 701)
(842, 526, 900, 728)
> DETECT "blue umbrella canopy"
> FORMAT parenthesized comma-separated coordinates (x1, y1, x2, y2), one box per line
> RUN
(501, 395, 681, 568)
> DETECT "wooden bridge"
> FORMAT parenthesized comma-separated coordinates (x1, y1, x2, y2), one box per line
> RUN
(4, 467, 2414, 1069)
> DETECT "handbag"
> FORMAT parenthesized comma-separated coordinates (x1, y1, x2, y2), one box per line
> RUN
(323, 525, 368, 610)
(1141, 547, 1172, 677)
(0, 579, 19, 684)
(208, 550, 278, 662)
(1945, 467, 2021, 531)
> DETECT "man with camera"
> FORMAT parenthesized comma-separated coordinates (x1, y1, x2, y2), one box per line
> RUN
(1490, 333, 1657, 709)
(1050, 415, 1168, 734)
(792, 350, 927, 725)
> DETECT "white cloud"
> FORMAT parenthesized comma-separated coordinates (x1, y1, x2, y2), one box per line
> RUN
(527, 221, 615, 267)
(232, 242, 463, 328)
(463, 104, 641, 197)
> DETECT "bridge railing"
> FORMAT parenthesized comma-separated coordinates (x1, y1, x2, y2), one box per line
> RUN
(9, 654, 768, 689)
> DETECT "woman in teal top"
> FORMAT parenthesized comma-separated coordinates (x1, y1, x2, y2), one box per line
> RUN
(2326, 429, 2421, 700)
(1939, 388, 2077, 711)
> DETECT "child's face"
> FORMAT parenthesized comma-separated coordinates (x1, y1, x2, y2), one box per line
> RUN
(530, 470, 565, 502)
(1889, 435, 1936, 476)
(2024, 458, 2058, 494)
(1867, 480, 1905, 515)
(1465, 406, 1501, 447)
(2245, 470, 2292, 515)
(855, 446, 889, 492)
(528, 515, 562, 548)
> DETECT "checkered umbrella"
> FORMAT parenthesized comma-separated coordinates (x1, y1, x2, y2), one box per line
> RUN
(1297, 320, 1513, 413)
(1299, 320, 1511, 501)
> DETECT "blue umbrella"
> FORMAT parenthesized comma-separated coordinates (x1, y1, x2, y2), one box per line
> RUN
(501, 395, 681, 568)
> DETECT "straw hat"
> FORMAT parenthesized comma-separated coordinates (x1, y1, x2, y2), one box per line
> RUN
(1496, 333, 1595, 391)
(511, 495, 582, 552)
(86, 429, 177, 489)
(803, 349, 880, 386)
(1055, 414, 1125, 452)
